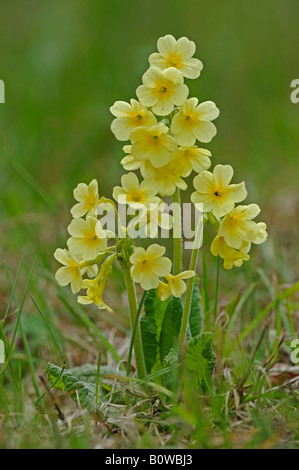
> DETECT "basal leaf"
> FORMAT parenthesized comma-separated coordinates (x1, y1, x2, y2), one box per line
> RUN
(188, 275, 203, 337)
(140, 289, 169, 374)
(163, 348, 179, 392)
(185, 333, 216, 392)
(45, 362, 127, 410)
(159, 296, 183, 364)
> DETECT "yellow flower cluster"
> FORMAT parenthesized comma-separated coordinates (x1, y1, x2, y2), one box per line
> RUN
(110, 34, 267, 270)
(54, 34, 268, 316)
(110, 34, 218, 200)
(54, 179, 116, 310)
(210, 204, 267, 269)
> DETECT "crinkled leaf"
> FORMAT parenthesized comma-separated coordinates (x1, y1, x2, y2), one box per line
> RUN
(159, 296, 183, 364)
(45, 362, 128, 410)
(185, 333, 216, 392)
(188, 275, 203, 337)
(140, 289, 169, 374)
(163, 348, 179, 392)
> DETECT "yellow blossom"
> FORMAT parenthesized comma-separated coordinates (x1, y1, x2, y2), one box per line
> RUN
(254, 222, 268, 244)
(158, 270, 195, 301)
(77, 276, 113, 312)
(141, 159, 187, 196)
(171, 146, 211, 177)
(86, 263, 99, 278)
(71, 179, 99, 218)
(110, 99, 156, 141)
(130, 124, 177, 168)
(120, 145, 143, 171)
(130, 244, 172, 290)
(191, 164, 247, 217)
(67, 216, 107, 260)
(113, 172, 160, 209)
(171, 98, 219, 145)
(210, 234, 250, 270)
(219, 204, 262, 249)
(121, 146, 156, 177)
(149, 34, 203, 79)
(128, 202, 173, 239)
(54, 248, 83, 294)
(77, 254, 115, 311)
(136, 66, 188, 116)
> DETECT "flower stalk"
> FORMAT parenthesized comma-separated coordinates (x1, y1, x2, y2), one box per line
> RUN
(123, 266, 147, 379)
(178, 217, 203, 349)
(173, 187, 182, 275)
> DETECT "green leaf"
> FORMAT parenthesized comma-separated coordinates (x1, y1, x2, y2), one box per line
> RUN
(185, 333, 216, 392)
(45, 362, 127, 410)
(140, 289, 169, 374)
(159, 296, 183, 364)
(188, 275, 203, 337)
(163, 348, 179, 392)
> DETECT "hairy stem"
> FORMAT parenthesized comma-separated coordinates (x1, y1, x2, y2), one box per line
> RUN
(179, 217, 203, 349)
(123, 267, 147, 379)
(173, 187, 182, 275)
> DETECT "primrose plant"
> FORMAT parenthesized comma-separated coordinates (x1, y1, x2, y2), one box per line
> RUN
(54, 35, 267, 383)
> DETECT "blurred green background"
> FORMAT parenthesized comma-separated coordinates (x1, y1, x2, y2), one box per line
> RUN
(0, 0, 298, 271)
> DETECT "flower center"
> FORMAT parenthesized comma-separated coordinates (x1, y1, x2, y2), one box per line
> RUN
(85, 195, 96, 209)
(214, 191, 221, 197)
(184, 115, 194, 127)
(166, 54, 182, 68)
(131, 192, 142, 202)
(160, 86, 167, 93)
(135, 114, 143, 123)
(86, 232, 98, 244)
(152, 135, 160, 144)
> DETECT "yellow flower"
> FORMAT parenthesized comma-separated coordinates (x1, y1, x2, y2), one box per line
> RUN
(149, 34, 203, 79)
(120, 145, 143, 171)
(128, 202, 173, 239)
(219, 204, 262, 249)
(67, 216, 107, 260)
(171, 98, 220, 145)
(54, 248, 82, 294)
(191, 164, 247, 217)
(86, 264, 99, 278)
(112, 172, 160, 209)
(141, 160, 187, 196)
(77, 276, 113, 312)
(71, 179, 99, 218)
(158, 270, 195, 301)
(77, 254, 115, 312)
(130, 244, 172, 290)
(254, 222, 268, 244)
(171, 146, 211, 177)
(211, 234, 250, 270)
(110, 99, 156, 141)
(130, 124, 177, 168)
(136, 66, 188, 116)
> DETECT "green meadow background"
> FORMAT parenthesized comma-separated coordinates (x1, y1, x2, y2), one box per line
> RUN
(0, 0, 298, 449)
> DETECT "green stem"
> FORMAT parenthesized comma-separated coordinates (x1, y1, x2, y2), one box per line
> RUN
(173, 187, 182, 275)
(213, 256, 220, 327)
(126, 291, 146, 379)
(123, 267, 147, 379)
(179, 218, 203, 349)
(79, 250, 115, 269)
